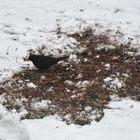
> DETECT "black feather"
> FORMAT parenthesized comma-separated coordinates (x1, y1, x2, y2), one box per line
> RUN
(28, 54, 69, 69)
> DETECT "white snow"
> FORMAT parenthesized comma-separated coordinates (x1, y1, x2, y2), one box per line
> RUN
(0, 0, 140, 139)
(111, 77, 124, 89)
(1, 99, 140, 140)
(103, 77, 112, 82)
(69, 54, 79, 63)
(26, 82, 37, 88)
(0, 105, 29, 140)
(33, 100, 51, 110)
(64, 80, 74, 86)
(84, 106, 92, 112)
(103, 77, 125, 91)
(104, 63, 111, 70)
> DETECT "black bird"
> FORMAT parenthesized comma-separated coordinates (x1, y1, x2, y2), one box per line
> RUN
(28, 53, 69, 70)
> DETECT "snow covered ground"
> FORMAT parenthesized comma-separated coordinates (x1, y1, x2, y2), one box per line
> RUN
(0, 0, 140, 139)
(0, 99, 140, 140)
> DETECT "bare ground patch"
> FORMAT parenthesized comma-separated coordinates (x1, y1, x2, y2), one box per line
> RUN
(0, 27, 140, 125)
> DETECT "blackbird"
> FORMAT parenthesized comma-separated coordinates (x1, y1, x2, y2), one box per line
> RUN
(28, 53, 69, 70)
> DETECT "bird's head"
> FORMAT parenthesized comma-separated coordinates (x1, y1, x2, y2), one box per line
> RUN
(28, 52, 34, 61)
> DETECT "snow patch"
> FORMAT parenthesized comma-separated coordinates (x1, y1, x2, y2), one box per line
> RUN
(65, 80, 74, 86)
(26, 82, 37, 88)
(0, 104, 29, 140)
(33, 100, 52, 110)
(103, 77, 125, 91)
(104, 63, 111, 70)
(84, 106, 92, 112)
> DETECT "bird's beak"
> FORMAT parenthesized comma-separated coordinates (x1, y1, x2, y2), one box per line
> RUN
(23, 57, 29, 61)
